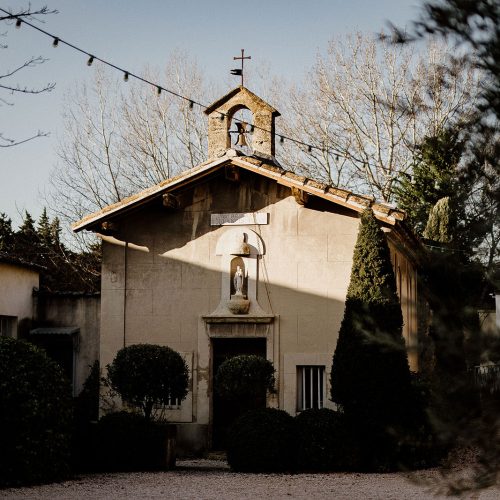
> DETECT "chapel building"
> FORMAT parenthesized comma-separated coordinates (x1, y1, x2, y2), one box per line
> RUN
(74, 86, 424, 454)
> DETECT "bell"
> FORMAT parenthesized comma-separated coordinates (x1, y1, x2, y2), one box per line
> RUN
(235, 122, 248, 147)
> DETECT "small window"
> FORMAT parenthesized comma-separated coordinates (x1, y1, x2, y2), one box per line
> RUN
(297, 366, 325, 411)
(0, 316, 16, 337)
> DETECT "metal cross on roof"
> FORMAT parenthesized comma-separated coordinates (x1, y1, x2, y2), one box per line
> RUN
(231, 49, 251, 86)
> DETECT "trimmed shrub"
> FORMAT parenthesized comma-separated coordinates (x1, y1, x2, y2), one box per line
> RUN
(94, 412, 175, 471)
(215, 354, 275, 406)
(107, 344, 189, 420)
(330, 209, 426, 471)
(227, 408, 295, 472)
(0, 337, 73, 487)
(295, 408, 358, 471)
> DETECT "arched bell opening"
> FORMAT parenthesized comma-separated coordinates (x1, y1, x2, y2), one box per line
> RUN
(228, 105, 254, 154)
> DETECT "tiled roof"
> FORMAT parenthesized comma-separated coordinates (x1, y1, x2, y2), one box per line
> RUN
(72, 151, 406, 232)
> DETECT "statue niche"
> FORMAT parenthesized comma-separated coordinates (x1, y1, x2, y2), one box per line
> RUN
(210, 227, 267, 317)
(230, 258, 247, 297)
(227, 256, 250, 315)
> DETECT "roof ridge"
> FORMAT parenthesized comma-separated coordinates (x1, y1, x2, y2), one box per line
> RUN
(73, 153, 406, 232)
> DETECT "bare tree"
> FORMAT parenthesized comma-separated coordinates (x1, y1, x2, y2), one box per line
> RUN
(273, 34, 478, 202)
(0, 5, 57, 147)
(50, 53, 211, 233)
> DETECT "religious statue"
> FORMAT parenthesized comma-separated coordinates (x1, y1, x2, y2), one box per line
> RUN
(233, 265, 244, 295)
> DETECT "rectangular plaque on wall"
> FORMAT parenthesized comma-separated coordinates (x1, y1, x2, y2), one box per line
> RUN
(210, 213, 269, 226)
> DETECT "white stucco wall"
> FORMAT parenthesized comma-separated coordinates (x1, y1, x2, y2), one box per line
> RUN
(97, 171, 421, 452)
(0, 262, 39, 336)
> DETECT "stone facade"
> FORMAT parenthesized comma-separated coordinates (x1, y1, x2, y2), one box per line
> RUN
(74, 87, 424, 454)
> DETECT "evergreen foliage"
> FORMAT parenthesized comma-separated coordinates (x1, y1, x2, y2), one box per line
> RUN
(107, 344, 189, 421)
(0, 337, 73, 487)
(0, 209, 100, 292)
(423, 196, 454, 243)
(0, 213, 14, 251)
(330, 209, 421, 470)
(295, 408, 354, 471)
(396, 1, 500, 490)
(395, 129, 466, 235)
(215, 355, 275, 405)
(227, 408, 296, 472)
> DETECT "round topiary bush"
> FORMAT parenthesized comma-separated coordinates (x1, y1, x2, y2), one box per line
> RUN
(215, 354, 275, 405)
(227, 408, 296, 472)
(107, 344, 189, 420)
(295, 408, 355, 471)
(0, 337, 73, 487)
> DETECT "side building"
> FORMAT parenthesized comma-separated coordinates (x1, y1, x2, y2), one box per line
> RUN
(0, 252, 100, 395)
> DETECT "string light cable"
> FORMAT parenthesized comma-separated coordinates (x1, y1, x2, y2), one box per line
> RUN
(1, 6, 405, 174)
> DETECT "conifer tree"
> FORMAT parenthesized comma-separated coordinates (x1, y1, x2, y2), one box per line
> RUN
(37, 208, 53, 247)
(0, 213, 14, 252)
(330, 209, 418, 469)
(423, 196, 454, 243)
(14, 211, 40, 259)
(394, 129, 466, 235)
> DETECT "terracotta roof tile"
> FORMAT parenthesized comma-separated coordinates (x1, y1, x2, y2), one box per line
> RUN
(73, 152, 407, 231)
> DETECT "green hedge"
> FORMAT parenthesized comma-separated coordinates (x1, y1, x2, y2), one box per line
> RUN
(227, 408, 296, 472)
(295, 408, 359, 471)
(0, 337, 73, 487)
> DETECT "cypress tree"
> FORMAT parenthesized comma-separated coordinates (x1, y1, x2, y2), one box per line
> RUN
(330, 209, 418, 469)
(423, 196, 454, 243)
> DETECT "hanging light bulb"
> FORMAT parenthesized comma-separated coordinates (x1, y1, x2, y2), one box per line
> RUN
(15, 18, 22, 28)
(87, 55, 94, 66)
(123, 72, 129, 82)
(52, 37, 59, 47)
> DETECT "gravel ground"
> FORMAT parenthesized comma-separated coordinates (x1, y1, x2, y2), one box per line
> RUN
(1, 459, 499, 499)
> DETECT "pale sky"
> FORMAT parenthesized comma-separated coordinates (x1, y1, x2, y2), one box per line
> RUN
(1, 0, 421, 227)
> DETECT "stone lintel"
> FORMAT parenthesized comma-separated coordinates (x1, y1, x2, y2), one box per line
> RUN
(202, 315, 274, 325)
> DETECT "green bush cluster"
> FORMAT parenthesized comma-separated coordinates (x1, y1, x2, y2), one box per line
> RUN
(295, 408, 357, 471)
(227, 405, 437, 473)
(0, 337, 73, 487)
(227, 408, 296, 472)
(107, 344, 189, 420)
(216, 355, 275, 402)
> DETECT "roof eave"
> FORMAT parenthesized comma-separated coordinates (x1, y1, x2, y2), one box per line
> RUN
(72, 156, 231, 233)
